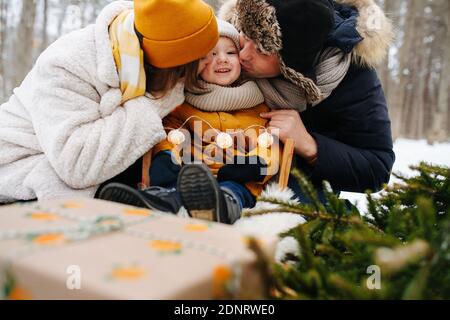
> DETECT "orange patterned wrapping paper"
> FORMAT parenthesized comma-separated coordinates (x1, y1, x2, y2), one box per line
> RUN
(0, 198, 275, 300)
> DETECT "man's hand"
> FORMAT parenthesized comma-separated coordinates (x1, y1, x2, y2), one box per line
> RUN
(260, 110, 318, 162)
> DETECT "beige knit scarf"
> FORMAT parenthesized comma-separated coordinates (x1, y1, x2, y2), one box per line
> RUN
(257, 48, 352, 112)
(185, 80, 265, 112)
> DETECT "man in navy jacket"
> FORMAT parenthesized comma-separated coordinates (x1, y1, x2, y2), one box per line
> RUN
(219, 0, 395, 200)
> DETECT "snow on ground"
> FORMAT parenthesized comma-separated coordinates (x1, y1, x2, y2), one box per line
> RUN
(340, 139, 450, 212)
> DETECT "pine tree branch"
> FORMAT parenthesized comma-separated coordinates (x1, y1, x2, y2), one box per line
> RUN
(243, 204, 383, 233)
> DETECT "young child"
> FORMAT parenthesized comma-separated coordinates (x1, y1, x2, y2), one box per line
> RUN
(151, 20, 280, 223)
(100, 20, 280, 224)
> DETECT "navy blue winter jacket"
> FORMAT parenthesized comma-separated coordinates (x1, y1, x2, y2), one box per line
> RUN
(289, 4, 395, 194)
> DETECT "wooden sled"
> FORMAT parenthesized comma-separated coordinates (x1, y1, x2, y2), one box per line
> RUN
(141, 138, 295, 190)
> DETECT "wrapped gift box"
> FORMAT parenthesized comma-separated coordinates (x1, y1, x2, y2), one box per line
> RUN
(0, 198, 275, 300)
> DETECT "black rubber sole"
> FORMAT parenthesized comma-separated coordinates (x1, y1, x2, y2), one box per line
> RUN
(177, 164, 223, 222)
(97, 183, 157, 210)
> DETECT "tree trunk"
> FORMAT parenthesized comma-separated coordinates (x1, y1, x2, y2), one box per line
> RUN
(57, 0, 69, 37)
(204, 0, 222, 12)
(12, 0, 37, 88)
(396, 0, 418, 138)
(433, 1, 450, 142)
(40, 0, 48, 53)
(0, 0, 8, 100)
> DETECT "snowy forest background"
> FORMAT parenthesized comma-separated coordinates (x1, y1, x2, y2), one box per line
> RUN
(0, 0, 449, 144)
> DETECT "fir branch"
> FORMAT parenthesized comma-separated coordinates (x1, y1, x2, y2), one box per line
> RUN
(294, 225, 315, 269)
(259, 162, 449, 299)
(327, 274, 369, 299)
(366, 192, 387, 229)
(374, 240, 433, 276)
(402, 261, 432, 300)
(246, 237, 281, 298)
(243, 205, 383, 233)
(291, 169, 327, 213)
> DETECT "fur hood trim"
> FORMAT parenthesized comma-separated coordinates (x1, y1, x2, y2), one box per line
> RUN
(338, 0, 394, 67)
(218, 0, 394, 69)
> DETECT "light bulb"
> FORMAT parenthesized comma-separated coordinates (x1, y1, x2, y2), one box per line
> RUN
(257, 132, 274, 148)
(168, 129, 185, 145)
(216, 132, 233, 149)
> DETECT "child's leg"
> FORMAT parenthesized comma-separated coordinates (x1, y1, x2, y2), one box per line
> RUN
(218, 181, 256, 209)
(177, 164, 254, 224)
(96, 151, 182, 213)
(149, 151, 180, 188)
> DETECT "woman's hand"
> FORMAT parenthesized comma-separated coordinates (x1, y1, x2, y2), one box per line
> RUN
(260, 110, 318, 163)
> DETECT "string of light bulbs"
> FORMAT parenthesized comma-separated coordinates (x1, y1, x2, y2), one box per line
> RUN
(165, 115, 275, 149)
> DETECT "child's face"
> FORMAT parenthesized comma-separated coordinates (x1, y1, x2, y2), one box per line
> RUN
(199, 37, 241, 86)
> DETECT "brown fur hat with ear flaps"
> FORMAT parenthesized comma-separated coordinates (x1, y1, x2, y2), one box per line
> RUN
(219, 0, 394, 103)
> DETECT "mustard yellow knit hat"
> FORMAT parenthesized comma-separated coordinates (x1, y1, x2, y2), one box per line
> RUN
(134, 0, 219, 68)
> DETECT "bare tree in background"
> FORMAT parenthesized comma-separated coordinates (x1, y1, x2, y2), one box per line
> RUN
(0, 0, 8, 97)
(57, 0, 70, 37)
(205, 0, 222, 12)
(40, 0, 49, 53)
(13, 0, 37, 89)
(433, 1, 450, 143)
(379, 0, 450, 142)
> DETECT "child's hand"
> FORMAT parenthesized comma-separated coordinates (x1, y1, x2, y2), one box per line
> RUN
(217, 156, 267, 184)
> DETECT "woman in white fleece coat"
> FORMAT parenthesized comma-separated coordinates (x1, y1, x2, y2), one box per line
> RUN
(0, 0, 219, 203)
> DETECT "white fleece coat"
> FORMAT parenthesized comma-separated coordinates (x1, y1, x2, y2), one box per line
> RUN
(0, 1, 185, 203)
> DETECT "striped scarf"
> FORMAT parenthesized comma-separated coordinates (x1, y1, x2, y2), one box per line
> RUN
(109, 10, 146, 103)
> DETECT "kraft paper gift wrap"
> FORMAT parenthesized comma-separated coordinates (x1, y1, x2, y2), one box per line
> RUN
(0, 198, 275, 300)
